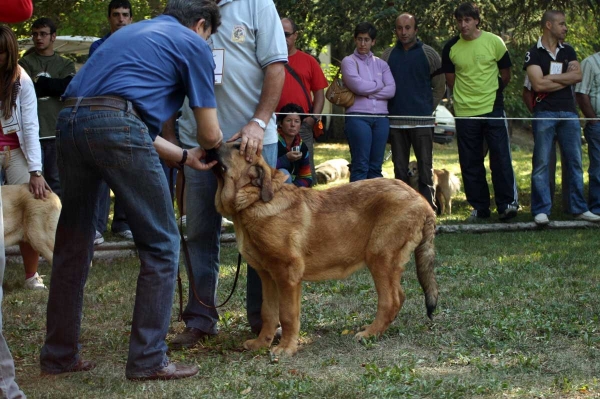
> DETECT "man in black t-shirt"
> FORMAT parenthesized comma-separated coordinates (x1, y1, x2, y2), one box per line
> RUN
(523, 10, 600, 225)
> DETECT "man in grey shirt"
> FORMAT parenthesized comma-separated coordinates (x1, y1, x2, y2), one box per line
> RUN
(167, 0, 287, 349)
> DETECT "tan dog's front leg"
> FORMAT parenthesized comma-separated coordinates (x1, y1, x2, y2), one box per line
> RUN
(271, 281, 301, 356)
(243, 270, 279, 351)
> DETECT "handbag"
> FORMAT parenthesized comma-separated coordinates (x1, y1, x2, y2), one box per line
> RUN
(325, 59, 358, 108)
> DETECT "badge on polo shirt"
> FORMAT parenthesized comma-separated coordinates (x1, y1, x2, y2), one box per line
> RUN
(550, 61, 563, 75)
(213, 49, 224, 85)
(232, 25, 246, 43)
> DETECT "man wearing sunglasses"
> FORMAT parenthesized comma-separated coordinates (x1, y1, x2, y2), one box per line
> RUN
(19, 18, 76, 197)
(276, 17, 328, 183)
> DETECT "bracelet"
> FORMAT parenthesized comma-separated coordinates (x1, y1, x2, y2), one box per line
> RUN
(178, 149, 188, 167)
(310, 115, 319, 122)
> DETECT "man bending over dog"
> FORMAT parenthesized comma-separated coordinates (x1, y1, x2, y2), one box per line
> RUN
(40, 0, 226, 381)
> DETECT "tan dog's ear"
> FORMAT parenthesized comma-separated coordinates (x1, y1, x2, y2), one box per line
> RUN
(248, 158, 274, 202)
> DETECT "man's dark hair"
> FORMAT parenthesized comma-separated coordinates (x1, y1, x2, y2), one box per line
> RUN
(454, 3, 480, 26)
(164, 0, 221, 34)
(32, 17, 57, 34)
(541, 10, 565, 30)
(354, 21, 377, 40)
(282, 17, 298, 33)
(108, 0, 133, 19)
(277, 103, 305, 124)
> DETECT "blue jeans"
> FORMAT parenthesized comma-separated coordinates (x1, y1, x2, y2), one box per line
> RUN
(181, 143, 277, 333)
(278, 168, 293, 184)
(584, 122, 600, 213)
(344, 115, 389, 182)
(94, 182, 131, 234)
(41, 138, 61, 197)
(40, 106, 180, 378)
(0, 225, 25, 399)
(531, 111, 588, 216)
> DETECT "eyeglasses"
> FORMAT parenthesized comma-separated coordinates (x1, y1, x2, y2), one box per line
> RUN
(31, 32, 51, 38)
(284, 31, 295, 38)
(355, 37, 372, 43)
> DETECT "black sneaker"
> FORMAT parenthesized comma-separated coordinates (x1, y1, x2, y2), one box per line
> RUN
(499, 204, 518, 221)
(466, 209, 490, 222)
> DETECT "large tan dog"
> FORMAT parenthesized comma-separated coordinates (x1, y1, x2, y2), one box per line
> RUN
(211, 144, 438, 356)
(2, 184, 61, 264)
(407, 161, 461, 215)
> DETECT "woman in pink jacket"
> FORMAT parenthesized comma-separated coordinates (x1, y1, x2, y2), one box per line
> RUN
(341, 22, 396, 182)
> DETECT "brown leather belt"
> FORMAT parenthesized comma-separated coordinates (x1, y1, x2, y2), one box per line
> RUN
(63, 96, 142, 120)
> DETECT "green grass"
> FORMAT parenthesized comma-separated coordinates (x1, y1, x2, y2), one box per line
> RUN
(3, 130, 599, 398)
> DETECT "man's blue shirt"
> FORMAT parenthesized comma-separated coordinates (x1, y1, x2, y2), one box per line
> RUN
(65, 15, 216, 139)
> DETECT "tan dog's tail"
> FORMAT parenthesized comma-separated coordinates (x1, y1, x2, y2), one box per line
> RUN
(414, 213, 438, 319)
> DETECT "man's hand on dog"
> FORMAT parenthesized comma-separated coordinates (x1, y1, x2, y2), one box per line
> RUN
(29, 176, 52, 199)
(187, 147, 219, 171)
(228, 122, 264, 163)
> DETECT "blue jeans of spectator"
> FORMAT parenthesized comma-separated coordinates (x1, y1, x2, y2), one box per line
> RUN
(94, 182, 131, 234)
(344, 114, 389, 182)
(40, 106, 180, 378)
(584, 122, 600, 214)
(278, 168, 293, 184)
(531, 111, 588, 216)
(0, 230, 25, 399)
(41, 138, 61, 197)
(181, 143, 277, 334)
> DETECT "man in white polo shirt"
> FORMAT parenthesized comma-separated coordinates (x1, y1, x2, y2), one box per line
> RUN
(169, 0, 287, 349)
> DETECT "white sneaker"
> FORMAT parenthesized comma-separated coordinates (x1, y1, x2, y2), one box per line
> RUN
(94, 231, 104, 245)
(24, 273, 46, 290)
(116, 230, 134, 240)
(221, 217, 234, 227)
(575, 211, 600, 222)
(534, 213, 550, 225)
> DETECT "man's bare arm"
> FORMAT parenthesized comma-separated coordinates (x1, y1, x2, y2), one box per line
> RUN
(229, 61, 285, 162)
(192, 107, 223, 150)
(526, 65, 566, 93)
(576, 92, 598, 123)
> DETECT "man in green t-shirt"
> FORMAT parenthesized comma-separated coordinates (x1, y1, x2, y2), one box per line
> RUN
(442, 2, 519, 222)
(19, 17, 76, 196)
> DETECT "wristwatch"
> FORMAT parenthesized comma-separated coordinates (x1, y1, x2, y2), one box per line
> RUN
(30, 170, 42, 177)
(250, 117, 267, 130)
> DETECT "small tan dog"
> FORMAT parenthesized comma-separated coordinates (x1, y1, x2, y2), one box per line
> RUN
(315, 158, 350, 185)
(407, 161, 461, 215)
(210, 144, 438, 356)
(2, 184, 61, 264)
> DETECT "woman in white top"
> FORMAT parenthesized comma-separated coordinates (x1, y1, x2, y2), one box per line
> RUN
(1, 25, 52, 290)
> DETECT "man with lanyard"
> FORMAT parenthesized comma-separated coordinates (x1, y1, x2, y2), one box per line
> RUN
(40, 0, 226, 381)
(168, 0, 287, 349)
(524, 10, 600, 225)
(382, 12, 445, 211)
(276, 17, 328, 182)
(442, 2, 519, 222)
(89, 0, 135, 245)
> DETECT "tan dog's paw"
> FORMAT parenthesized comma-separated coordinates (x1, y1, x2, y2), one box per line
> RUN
(271, 342, 298, 357)
(354, 328, 380, 341)
(243, 338, 270, 351)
